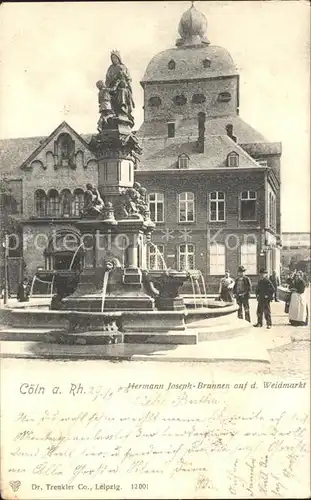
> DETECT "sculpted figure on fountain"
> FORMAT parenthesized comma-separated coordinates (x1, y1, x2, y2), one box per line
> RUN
(82, 183, 105, 217)
(96, 50, 135, 132)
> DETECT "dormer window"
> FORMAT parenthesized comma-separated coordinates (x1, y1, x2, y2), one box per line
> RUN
(148, 96, 162, 108)
(257, 159, 268, 167)
(178, 154, 189, 169)
(227, 151, 239, 167)
(192, 93, 206, 104)
(173, 95, 187, 106)
(203, 58, 211, 68)
(167, 122, 175, 138)
(168, 59, 176, 70)
(218, 92, 232, 103)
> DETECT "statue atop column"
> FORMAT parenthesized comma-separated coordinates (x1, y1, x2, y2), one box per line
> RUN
(97, 50, 135, 131)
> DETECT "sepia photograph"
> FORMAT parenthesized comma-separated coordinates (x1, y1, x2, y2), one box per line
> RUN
(0, 1, 310, 498)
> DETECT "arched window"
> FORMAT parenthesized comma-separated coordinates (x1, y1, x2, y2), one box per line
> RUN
(35, 189, 47, 217)
(72, 188, 85, 216)
(192, 93, 206, 104)
(177, 154, 189, 169)
(173, 95, 187, 106)
(168, 59, 176, 70)
(47, 189, 59, 217)
(148, 96, 162, 108)
(227, 152, 239, 167)
(60, 189, 72, 217)
(56, 133, 74, 165)
(179, 192, 195, 222)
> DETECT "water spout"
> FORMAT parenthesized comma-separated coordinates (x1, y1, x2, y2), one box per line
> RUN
(29, 275, 37, 299)
(190, 274, 197, 309)
(69, 243, 84, 270)
(101, 270, 110, 313)
(148, 241, 168, 271)
(50, 275, 55, 298)
(195, 277, 203, 308)
(199, 271, 208, 307)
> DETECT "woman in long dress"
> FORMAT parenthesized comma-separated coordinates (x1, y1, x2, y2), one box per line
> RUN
(105, 51, 135, 124)
(288, 271, 309, 326)
(219, 271, 235, 302)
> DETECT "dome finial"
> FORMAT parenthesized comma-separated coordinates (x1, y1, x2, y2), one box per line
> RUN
(176, 2, 210, 47)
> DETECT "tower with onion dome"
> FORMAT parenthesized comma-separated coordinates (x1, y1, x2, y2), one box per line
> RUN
(139, 2, 241, 134)
(135, 1, 282, 290)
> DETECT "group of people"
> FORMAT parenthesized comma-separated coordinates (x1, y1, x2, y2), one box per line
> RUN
(218, 267, 308, 329)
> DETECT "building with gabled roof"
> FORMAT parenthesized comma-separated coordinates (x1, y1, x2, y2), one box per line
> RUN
(1, 2, 282, 293)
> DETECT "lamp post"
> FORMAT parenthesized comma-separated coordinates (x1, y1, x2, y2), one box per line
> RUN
(2, 233, 9, 305)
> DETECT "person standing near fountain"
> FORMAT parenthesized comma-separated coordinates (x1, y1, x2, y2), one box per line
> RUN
(17, 278, 30, 302)
(233, 266, 252, 322)
(269, 270, 280, 302)
(288, 270, 309, 326)
(218, 271, 234, 302)
(254, 268, 275, 329)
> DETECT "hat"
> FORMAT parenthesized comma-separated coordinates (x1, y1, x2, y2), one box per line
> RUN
(238, 266, 246, 272)
(259, 268, 268, 274)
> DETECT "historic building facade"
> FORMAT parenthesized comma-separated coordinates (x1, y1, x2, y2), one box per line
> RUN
(135, 4, 281, 290)
(0, 3, 281, 293)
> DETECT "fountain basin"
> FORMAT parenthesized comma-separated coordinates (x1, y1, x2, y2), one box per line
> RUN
(146, 270, 189, 311)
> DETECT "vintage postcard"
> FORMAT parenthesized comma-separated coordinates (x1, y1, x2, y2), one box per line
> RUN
(0, 1, 310, 498)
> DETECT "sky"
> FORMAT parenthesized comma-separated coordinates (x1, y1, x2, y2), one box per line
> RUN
(0, 1, 310, 232)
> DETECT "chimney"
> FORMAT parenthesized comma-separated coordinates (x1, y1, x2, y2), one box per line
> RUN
(197, 112, 206, 153)
(226, 123, 237, 143)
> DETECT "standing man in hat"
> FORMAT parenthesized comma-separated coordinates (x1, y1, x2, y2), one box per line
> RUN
(233, 266, 252, 322)
(254, 268, 275, 329)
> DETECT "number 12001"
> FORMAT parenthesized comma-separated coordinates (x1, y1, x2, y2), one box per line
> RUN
(131, 484, 148, 490)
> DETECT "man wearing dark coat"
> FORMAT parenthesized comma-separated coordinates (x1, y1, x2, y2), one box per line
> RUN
(233, 265, 252, 322)
(269, 270, 280, 301)
(17, 278, 29, 302)
(254, 268, 275, 329)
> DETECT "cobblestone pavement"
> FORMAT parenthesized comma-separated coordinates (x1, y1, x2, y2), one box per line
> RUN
(179, 299, 310, 378)
(1, 298, 309, 378)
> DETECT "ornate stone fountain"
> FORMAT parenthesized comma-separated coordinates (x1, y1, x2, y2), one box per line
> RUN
(50, 50, 192, 342)
(2, 50, 238, 347)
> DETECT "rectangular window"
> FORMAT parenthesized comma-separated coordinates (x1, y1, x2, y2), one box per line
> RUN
(209, 243, 225, 275)
(149, 193, 164, 223)
(178, 243, 195, 270)
(268, 189, 276, 231)
(209, 191, 225, 222)
(167, 122, 175, 138)
(179, 192, 195, 222)
(241, 243, 257, 274)
(148, 244, 164, 270)
(240, 191, 257, 221)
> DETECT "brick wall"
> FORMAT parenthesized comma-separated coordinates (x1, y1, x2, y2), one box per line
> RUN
(137, 168, 267, 292)
(143, 76, 238, 123)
